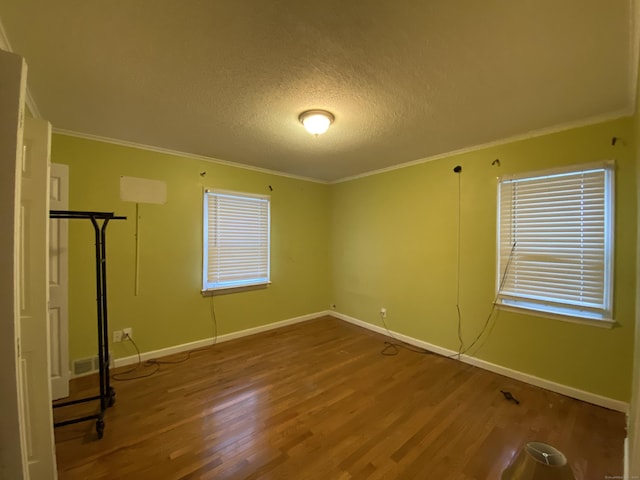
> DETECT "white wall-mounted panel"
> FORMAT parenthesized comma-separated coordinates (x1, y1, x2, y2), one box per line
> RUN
(120, 176, 167, 204)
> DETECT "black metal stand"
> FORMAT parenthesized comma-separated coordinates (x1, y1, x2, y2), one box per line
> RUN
(50, 210, 126, 439)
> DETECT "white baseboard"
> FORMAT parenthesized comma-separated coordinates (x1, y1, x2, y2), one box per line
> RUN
(112, 311, 329, 369)
(331, 311, 629, 413)
(107, 308, 628, 413)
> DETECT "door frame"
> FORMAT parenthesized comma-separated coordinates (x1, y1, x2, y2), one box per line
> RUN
(0, 48, 30, 480)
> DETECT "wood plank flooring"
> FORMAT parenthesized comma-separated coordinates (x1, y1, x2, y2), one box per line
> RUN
(54, 316, 625, 479)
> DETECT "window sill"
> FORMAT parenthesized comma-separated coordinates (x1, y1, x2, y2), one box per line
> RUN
(496, 304, 617, 329)
(201, 282, 270, 296)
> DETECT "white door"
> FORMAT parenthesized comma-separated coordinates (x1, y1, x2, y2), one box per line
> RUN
(49, 163, 70, 400)
(0, 49, 58, 480)
(0, 47, 30, 480)
(21, 115, 58, 479)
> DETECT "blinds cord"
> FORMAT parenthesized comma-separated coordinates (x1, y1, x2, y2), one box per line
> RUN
(449, 242, 516, 359)
(455, 169, 464, 357)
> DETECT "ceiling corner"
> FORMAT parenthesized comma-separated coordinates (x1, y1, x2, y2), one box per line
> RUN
(0, 14, 42, 119)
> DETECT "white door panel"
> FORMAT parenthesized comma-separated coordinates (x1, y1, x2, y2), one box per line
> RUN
(21, 116, 57, 479)
(0, 47, 30, 480)
(50, 163, 69, 400)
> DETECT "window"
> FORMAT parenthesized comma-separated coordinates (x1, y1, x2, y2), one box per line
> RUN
(203, 190, 270, 292)
(496, 161, 614, 322)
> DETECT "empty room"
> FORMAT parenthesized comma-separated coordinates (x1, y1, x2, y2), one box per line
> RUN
(1, 1, 640, 479)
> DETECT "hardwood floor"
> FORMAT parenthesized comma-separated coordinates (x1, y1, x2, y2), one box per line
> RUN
(54, 316, 625, 479)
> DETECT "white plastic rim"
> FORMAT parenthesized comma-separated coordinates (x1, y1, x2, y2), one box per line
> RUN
(525, 442, 568, 466)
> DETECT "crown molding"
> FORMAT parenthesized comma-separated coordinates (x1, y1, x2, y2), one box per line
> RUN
(332, 109, 633, 184)
(52, 128, 329, 184)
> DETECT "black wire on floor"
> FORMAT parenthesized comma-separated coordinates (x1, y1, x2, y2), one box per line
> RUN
(111, 296, 219, 381)
(111, 335, 160, 381)
(379, 315, 431, 357)
(378, 241, 514, 360)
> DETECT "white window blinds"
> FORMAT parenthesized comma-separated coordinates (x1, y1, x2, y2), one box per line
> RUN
(203, 190, 270, 292)
(497, 162, 614, 321)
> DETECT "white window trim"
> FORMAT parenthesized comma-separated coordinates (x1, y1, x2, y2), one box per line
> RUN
(202, 189, 271, 293)
(495, 160, 615, 325)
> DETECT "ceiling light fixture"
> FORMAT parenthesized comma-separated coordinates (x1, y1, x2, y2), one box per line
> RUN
(299, 110, 334, 136)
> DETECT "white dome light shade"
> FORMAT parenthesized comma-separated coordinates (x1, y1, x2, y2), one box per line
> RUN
(299, 110, 334, 135)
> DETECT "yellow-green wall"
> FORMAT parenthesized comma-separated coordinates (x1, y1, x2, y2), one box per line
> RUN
(51, 135, 331, 363)
(53, 116, 636, 403)
(330, 117, 636, 402)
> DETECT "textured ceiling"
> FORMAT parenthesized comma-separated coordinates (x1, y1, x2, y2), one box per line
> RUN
(0, 1, 635, 182)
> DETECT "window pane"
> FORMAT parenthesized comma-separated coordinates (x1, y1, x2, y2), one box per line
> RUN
(203, 191, 270, 291)
(496, 163, 613, 321)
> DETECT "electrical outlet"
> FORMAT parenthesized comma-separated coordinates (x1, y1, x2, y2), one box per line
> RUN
(123, 327, 133, 340)
(113, 330, 123, 343)
(380, 307, 387, 318)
